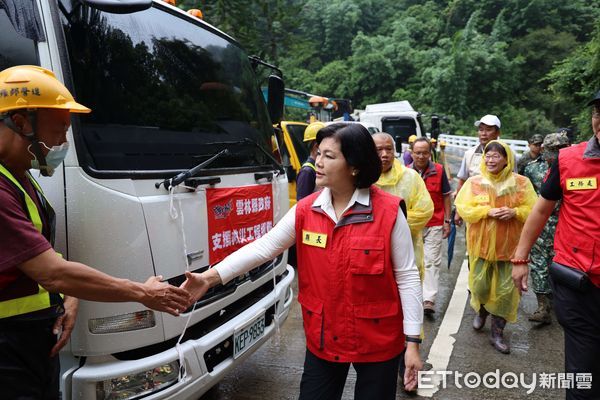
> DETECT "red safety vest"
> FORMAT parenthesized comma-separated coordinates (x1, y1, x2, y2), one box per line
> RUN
(295, 186, 405, 363)
(421, 163, 445, 227)
(554, 142, 600, 287)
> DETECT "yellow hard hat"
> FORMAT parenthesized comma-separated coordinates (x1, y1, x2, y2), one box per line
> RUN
(408, 134, 417, 143)
(304, 121, 325, 142)
(430, 138, 437, 143)
(0, 65, 90, 114)
(439, 139, 447, 147)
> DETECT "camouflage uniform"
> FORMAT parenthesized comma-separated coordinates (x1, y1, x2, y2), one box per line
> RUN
(524, 158, 558, 294)
(517, 151, 535, 175)
(518, 134, 544, 175)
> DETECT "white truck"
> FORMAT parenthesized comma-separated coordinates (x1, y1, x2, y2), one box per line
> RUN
(358, 101, 425, 149)
(1, 1, 295, 399)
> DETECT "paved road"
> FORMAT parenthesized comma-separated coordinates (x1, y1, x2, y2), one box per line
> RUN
(202, 150, 567, 400)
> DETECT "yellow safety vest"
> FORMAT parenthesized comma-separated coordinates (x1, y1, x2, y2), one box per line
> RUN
(0, 164, 63, 319)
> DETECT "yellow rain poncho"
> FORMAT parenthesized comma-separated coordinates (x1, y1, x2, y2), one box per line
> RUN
(376, 159, 434, 279)
(455, 141, 537, 322)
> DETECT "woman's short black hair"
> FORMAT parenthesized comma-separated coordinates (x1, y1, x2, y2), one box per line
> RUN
(316, 123, 382, 188)
(484, 141, 508, 158)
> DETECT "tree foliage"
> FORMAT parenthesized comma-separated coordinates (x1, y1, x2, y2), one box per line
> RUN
(177, 0, 600, 140)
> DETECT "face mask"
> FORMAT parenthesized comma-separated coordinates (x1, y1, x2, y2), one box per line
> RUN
(29, 141, 70, 176)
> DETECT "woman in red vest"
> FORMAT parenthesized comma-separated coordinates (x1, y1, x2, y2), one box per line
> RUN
(455, 141, 537, 354)
(183, 123, 423, 399)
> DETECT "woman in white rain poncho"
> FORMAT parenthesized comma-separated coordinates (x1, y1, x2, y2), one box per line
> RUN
(455, 140, 536, 354)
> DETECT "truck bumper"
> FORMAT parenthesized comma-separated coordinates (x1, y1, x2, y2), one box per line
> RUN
(63, 266, 295, 400)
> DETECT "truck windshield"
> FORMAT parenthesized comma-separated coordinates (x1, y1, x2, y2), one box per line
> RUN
(59, 2, 274, 174)
(382, 118, 417, 145)
(285, 123, 309, 163)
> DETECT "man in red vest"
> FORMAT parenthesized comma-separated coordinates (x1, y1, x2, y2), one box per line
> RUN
(513, 90, 600, 400)
(410, 137, 452, 314)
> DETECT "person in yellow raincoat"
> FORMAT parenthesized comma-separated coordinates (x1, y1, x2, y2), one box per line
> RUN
(455, 140, 537, 354)
(373, 133, 434, 280)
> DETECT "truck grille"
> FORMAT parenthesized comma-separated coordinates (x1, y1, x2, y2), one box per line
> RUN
(167, 254, 282, 311)
(111, 259, 288, 361)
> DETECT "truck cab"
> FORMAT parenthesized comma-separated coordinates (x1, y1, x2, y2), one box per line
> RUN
(1, 1, 294, 399)
(358, 101, 425, 149)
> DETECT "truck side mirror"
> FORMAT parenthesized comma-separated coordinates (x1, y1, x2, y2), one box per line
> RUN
(394, 136, 403, 153)
(267, 74, 285, 124)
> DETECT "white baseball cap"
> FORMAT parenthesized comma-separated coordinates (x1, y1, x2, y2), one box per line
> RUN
(474, 114, 501, 129)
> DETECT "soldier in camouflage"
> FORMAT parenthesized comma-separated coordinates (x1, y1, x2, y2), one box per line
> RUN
(522, 132, 570, 324)
(517, 134, 544, 175)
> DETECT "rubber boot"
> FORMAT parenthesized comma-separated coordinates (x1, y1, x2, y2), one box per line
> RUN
(490, 315, 510, 354)
(472, 306, 489, 331)
(529, 293, 552, 324)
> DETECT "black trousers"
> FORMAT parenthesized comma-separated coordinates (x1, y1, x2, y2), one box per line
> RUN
(551, 276, 600, 400)
(299, 348, 400, 400)
(0, 319, 59, 400)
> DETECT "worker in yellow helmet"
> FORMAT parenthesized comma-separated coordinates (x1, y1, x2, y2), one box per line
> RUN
(296, 121, 325, 200)
(403, 134, 418, 165)
(373, 133, 434, 280)
(0, 66, 191, 398)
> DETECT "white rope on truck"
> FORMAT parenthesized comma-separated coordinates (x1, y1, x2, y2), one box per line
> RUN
(168, 182, 197, 381)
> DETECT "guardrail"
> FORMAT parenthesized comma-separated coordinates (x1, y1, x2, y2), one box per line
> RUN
(439, 134, 528, 155)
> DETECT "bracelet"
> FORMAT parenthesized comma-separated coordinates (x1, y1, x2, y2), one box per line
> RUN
(444, 219, 451, 224)
(510, 259, 530, 265)
(405, 336, 422, 344)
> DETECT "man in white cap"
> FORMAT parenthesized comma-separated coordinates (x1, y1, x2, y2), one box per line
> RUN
(454, 115, 516, 225)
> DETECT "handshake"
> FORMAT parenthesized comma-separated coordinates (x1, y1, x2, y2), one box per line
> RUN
(141, 271, 215, 316)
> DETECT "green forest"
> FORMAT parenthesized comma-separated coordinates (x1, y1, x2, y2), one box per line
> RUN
(176, 0, 600, 141)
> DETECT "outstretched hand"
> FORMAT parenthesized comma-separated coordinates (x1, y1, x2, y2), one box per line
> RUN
(142, 276, 192, 316)
(181, 271, 211, 306)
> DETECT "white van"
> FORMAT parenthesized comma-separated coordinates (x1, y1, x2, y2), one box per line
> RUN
(358, 101, 425, 146)
(1, 1, 294, 399)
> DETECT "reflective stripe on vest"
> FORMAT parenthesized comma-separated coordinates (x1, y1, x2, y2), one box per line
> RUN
(0, 164, 62, 319)
(302, 161, 316, 171)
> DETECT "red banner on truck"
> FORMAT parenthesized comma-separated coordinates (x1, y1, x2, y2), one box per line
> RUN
(206, 185, 274, 265)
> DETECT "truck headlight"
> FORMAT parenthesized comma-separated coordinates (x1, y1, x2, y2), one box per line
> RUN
(95, 361, 179, 399)
(89, 310, 155, 334)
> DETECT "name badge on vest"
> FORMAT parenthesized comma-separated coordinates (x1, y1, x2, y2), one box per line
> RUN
(566, 177, 597, 191)
(302, 230, 327, 248)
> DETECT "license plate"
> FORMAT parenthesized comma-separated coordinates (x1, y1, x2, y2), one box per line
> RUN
(233, 312, 266, 359)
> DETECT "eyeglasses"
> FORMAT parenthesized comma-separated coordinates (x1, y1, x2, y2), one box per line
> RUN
(484, 154, 504, 161)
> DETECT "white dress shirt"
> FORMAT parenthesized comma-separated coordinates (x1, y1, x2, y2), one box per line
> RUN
(214, 187, 423, 335)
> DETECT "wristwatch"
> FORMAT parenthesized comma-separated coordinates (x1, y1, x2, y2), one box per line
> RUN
(405, 336, 422, 344)
(444, 219, 451, 224)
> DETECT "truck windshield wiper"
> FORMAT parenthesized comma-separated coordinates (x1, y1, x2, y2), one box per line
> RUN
(155, 149, 229, 190)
